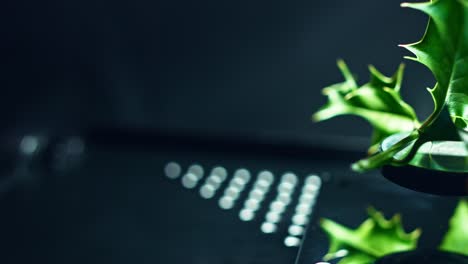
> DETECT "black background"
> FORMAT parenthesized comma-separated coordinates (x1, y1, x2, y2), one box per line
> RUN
(2, 0, 433, 143)
(0, 2, 463, 263)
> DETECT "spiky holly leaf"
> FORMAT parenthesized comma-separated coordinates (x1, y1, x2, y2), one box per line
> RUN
(439, 199, 468, 256)
(313, 60, 419, 154)
(401, 0, 468, 130)
(349, 0, 468, 172)
(320, 207, 421, 264)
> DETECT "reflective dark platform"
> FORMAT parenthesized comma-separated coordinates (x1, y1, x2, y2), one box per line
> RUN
(296, 167, 459, 264)
(0, 129, 461, 264)
(375, 249, 468, 264)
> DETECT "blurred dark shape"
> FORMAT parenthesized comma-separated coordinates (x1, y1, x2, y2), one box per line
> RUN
(2, 0, 432, 141)
(376, 249, 468, 264)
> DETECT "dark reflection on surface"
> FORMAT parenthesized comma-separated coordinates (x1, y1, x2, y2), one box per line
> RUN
(376, 249, 468, 264)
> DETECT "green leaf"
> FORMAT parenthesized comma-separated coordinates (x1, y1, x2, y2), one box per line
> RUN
(313, 60, 419, 154)
(401, 0, 468, 131)
(439, 199, 468, 256)
(343, 0, 468, 172)
(351, 131, 419, 172)
(334, 254, 376, 264)
(320, 207, 421, 264)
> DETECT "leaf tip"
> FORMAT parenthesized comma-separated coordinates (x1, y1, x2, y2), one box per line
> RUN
(400, 1, 431, 11)
(403, 55, 419, 62)
(398, 44, 420, 59)
(366, 206, 379, 218)
(367, 64, 377, 73)
(412, 228, 422, 239)
(336, 59, 347, 72)
(311, 113, 321, 122)
(319, 217, 332, 229)
(400, 2, 411, 8)
(351, 162, 365, 172)
(392, 213, 402, 225)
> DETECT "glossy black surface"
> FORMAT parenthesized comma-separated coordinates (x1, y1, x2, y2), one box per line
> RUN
(382, 165, 468, 196)
(296, 170, 459, 264)
(376, 249, 468, 264)
(379, 133, 468, 196)
(1, 132, 463, 264)
(0, 132, 355, 264)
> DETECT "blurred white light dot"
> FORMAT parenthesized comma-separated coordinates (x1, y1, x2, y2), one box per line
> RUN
(277, 182, 295, 194)
(239, 209, 255, 221)
(296, 204, 312, 215)
(20, 136, 39, 155)
(281, 172, 298, 185)
(234, 169, 251, 183)
(164, 162, 182, 179)
(224, 187, 241, 200)
(206, 175, 222, 189)
(260, 222, 277, 234)
(305, 175, 321, 186)
(188, 164, 204, 180)
(299, 200, 316, 210)
(218, 196, 235, 210)
(277, 193, 292, 205)
(258, 171, 274, 183)
(211, 166, 228, 181)
(252, 183, 269, 193)
(270, 201, 286, 213)
(265, 212, 281, 223)
(284, 236, 301, 247)
(299, 193, 316, 204)
(225, 185, 241, 193)
(248, 189, 265, 201)
(288, 225, 304, 236)
(229, 179, 246, 190)
(255, 179, 271, 188)
(292, 214, 309, 225)
(232, 177, 248, 186)
(181, 173, 198, 189)
(244, 199, 260, 211)
(303, 184, 319, 193)
(199, 184, 216, 199)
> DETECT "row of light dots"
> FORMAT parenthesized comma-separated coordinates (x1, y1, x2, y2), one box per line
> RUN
(164, 162, 321, 247)
(260, 172, 321, 247)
